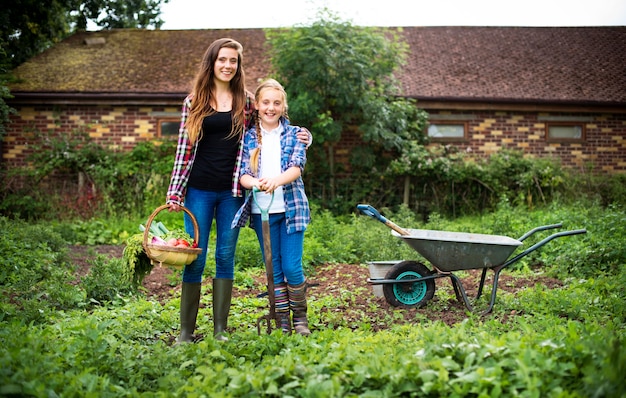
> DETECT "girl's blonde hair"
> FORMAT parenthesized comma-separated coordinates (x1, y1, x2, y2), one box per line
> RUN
(186, 38, 247, 144)
(250, 79, 288, 174)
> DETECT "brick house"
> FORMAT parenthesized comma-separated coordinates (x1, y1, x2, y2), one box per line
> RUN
(4, 27, 626, 174)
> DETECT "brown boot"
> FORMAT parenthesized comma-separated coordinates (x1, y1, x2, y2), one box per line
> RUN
(274, 282, 291, 334)
(177, 282, 201, 343)
(288, 281, 311, 336)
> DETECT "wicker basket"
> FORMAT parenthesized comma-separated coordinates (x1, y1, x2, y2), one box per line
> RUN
(142, 204, 202, 269)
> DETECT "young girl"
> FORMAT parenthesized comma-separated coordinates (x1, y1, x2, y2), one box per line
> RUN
(232, 79, 311, 335)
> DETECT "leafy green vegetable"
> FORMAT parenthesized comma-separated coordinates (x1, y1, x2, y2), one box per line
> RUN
(122, 233, 153, 286)
(162, 228, 193, 245)
(156, 221, 170, 236)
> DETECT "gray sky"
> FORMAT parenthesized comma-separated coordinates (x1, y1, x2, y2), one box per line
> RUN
(159, 0, 626, 29)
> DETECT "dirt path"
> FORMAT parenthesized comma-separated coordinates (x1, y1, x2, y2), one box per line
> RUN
(69, 245, 563, 329)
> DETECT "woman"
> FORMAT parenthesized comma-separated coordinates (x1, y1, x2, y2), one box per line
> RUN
(166, 39, 310, 343)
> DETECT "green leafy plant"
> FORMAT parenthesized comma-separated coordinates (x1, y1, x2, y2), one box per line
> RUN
(0, 217, 83, 324)
(122, 234, 154, 287)
(81, 256, 135, 305)
(0, 202, 624, 397)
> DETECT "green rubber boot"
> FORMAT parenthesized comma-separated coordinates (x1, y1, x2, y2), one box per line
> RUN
(177, 282, 201, 344)
(213, 278, 233, 342)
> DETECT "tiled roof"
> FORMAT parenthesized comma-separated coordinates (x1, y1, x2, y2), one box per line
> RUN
(400, 26, 626, 105)
(9, 29, 268, 95)
(9, 26, 626, 105)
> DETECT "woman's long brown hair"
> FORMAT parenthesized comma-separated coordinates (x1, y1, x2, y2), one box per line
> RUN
(185, 38, 247, 144)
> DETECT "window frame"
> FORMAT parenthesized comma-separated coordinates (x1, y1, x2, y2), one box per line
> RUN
(426, 121, 469, 141)
(545, 122, 586, 142)
(157, 118, 180, 138)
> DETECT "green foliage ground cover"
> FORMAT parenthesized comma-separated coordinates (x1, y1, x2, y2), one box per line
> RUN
(1, 201, 625, 397)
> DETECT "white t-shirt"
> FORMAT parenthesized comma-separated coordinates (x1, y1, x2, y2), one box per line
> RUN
(251, 124, 286, 214)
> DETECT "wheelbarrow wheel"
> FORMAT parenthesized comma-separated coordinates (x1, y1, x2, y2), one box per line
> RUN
(383, 261, 435, 308)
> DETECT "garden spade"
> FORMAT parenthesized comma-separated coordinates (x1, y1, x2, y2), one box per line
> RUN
(252, 187, 277, 335)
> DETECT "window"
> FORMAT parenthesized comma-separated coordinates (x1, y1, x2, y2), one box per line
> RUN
(546, 123, 584, 141)
(427, 122, 467, 140)
(158, 118, 180, 137)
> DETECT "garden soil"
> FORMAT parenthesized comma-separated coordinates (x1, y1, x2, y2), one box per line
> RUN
(69, 245, 563, 331)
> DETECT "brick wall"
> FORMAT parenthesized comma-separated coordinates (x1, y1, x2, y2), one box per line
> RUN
(3, 105, 625, 173)
(334, 109, 626, 174)
(2, 104, 180, 169)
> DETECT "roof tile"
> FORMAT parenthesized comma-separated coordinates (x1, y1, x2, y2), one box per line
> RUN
(10, 26, 626, 105)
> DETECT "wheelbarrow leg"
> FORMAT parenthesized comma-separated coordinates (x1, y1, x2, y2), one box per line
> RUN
(478, 228, 587, 314)
(476, 268, 489, 300)
(482, 266, 505, 315)
(451, 277, 463, 302)
(448, 274, 473, 312)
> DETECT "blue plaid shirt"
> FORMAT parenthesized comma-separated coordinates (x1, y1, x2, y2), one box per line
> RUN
(231, 116, 310, 233)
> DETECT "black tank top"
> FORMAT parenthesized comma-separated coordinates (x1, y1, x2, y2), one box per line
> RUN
(188, 111, 239, 191)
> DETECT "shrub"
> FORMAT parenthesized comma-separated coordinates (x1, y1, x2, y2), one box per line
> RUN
(0, 136, 176, 221)
(81, 256, 136, 304)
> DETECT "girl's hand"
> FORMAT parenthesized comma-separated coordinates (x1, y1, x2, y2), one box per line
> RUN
(252, 178, 263, 191)
(259, 177, 280, 193)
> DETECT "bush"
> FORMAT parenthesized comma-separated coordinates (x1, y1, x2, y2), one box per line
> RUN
(0, 137, 176, 221)
(3, 136, 625, 223)
(81, 256, 136, 304)
(541, 202, 625, 278)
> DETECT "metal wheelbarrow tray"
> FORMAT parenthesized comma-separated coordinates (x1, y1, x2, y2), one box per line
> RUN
(357, 204, 587, 314)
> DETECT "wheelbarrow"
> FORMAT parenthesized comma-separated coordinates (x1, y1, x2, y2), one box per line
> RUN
(357, 204, 587, 314)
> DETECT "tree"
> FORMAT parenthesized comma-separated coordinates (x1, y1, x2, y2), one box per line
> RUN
(0, 46, 15, 140)
(265, 11, 428, 207)
(71, 0, 169, 31)
(1, 0, 169, 70)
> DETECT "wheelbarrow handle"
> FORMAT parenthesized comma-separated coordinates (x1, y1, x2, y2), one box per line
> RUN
(517, 222, 563, 242)
(503, 228, 587, 269)
(357, 204, 410, 236)
(357, 204, 385, 221)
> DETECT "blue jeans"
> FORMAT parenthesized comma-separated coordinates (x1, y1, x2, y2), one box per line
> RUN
(182, 187, 243, 283)
(251, 213, 305, 286)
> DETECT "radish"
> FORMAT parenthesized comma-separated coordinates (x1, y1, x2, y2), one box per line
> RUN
(151, 236, 167, 245)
